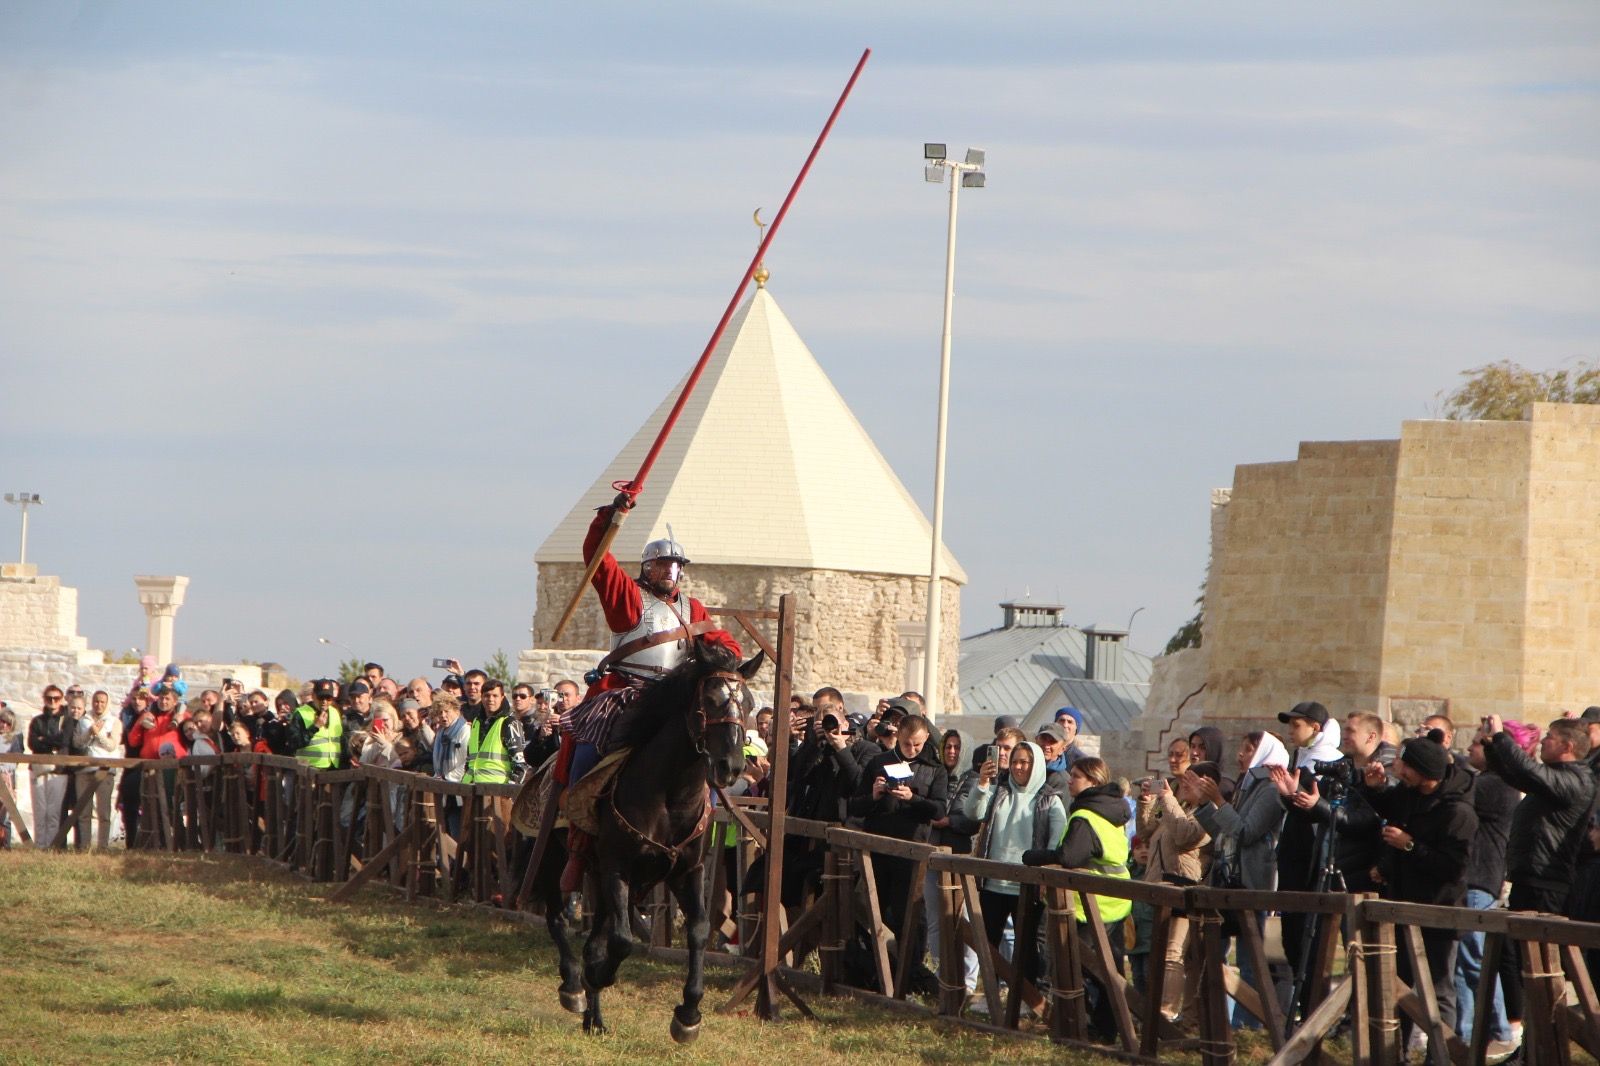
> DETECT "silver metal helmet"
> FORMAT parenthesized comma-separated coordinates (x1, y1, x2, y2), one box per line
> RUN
(641, 537, 690, 566)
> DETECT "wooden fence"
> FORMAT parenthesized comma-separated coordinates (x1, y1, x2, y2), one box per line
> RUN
(6, 751, 1600, 1066)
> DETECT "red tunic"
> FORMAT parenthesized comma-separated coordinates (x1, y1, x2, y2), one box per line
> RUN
(580, 506, 742, 698)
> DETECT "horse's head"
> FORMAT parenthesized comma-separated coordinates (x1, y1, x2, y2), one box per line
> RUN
(689, 646, 763, 789)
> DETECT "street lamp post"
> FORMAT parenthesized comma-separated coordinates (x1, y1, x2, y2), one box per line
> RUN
(920, 145, 985, 718)
(4, 493, 42, 566)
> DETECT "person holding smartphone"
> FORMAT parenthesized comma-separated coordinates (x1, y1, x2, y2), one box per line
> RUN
(849, 714, 947, 987)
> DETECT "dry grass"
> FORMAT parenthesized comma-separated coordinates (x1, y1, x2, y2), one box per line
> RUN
(0, 850, 1131, 1065)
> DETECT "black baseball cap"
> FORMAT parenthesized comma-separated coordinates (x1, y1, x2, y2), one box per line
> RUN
(1277, 701, 1329, 727)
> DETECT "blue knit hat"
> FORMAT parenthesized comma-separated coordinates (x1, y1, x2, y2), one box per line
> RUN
(1055, 706, 1084, 730)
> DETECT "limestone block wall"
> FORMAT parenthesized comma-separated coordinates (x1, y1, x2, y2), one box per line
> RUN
(0, 656, 262, 715)
(532, 562, 962, 714)
(0, 575, 89, 653)
(1522, 403, 1600, 720)
(1377, 418, 1532, 720)
(516, 648, 608, 689)
(1203, 439, 1400, 722)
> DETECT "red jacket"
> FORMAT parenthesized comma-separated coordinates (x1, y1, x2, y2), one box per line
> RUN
(127, 711, 188, 760)
(582, 506, 741, 695)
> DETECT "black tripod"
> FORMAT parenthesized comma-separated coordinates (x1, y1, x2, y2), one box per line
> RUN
(1286, 786, 1348, 1027)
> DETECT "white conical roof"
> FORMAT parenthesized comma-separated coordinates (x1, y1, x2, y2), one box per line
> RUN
(535, 287, 966, 582)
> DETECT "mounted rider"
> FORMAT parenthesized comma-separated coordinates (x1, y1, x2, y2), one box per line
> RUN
(557, 493, 742, 891)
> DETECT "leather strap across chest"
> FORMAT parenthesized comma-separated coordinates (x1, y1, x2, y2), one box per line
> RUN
(596, 617, 719, 676)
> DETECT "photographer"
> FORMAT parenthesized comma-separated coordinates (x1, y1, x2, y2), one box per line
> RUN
(1277, 711, 1397, 895)
(1359, 737, 1478, 1048)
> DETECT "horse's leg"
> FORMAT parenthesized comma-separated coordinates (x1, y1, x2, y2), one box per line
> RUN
(668, 861, 710, 1044)
(582, 864, 633, 1035)
(541, 837, 583, 1013)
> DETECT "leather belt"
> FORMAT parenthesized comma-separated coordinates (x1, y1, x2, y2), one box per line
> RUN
(596, 619, 719, 677)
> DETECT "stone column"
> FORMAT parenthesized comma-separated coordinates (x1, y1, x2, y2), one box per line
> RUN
(135, 575, 189, 666)
(897, 621, 927, 707)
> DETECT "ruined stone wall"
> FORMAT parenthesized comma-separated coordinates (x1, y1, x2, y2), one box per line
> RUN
(532, 562, 962, 714)
(1203, 439, 1400, 722)
(1522, 404, 1600, 720)
(1377, 418, 1532, 720)
(1193, 403, 1600, 732)
(0, 573, 89, 653)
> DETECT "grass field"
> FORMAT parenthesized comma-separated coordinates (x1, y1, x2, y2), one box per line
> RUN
(0, 850, 1127, 1065)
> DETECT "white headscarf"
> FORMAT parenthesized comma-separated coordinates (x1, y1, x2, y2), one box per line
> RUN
(1293, 717, 1342, 769)
(1248, 732, 1291, 771)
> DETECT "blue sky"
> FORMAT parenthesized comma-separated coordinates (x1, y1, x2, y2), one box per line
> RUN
(3, 2, 1597, 682)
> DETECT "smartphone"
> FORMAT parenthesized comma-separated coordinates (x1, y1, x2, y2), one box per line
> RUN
(432, 657, 453, 669)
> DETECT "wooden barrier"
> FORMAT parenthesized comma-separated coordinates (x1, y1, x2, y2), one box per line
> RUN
(7, 748, 1600, 1065)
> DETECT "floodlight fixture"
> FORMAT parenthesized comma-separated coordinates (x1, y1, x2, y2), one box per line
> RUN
(5, 491, 41, 567)
(961, 171, 986, 188)
(964, 147, 985, 167)
(924, 165, 945, 183)
(923, 142, 947, 162)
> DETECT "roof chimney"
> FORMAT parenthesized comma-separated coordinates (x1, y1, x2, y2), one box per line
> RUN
(1000, 600, 1065, 629)
(1083, 624, 1128, 682)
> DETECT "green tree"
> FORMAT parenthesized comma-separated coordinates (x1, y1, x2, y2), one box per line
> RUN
(1164, 584, 1204, 655)
(1438, 358, 1599, 421)
(336, 656, 364, 684)
(486, 649, 515, 686)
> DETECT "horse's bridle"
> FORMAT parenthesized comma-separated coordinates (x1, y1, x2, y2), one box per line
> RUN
(689, 669, 748, 754)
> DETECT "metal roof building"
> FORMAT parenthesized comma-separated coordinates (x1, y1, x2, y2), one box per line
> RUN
(957, 601, 1152, 736)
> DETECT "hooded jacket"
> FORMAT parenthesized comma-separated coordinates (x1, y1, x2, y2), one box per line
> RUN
(1485, 731, 1597, 899)
(849, 736, 947, 843)
(1025, 781, 1131, 870)
(963, 741, 1066, 894)
(1360, 761, 1478, 905)
(1275, 720, 1348, 891)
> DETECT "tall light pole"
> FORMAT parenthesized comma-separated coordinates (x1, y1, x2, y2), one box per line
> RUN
(4, 493, 41, 566)
(920, 144, 985, 718)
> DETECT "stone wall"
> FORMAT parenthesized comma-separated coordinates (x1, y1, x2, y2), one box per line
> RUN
(1196, 403, 1600, 730)
(1377, 418, 1531, 720)
(516, 648, 608, 690)
(0, 571, 90, 654)
(532, 562, 962, 714)
(1520, 404, 1600, 721)
(1204, 439, 1401, 722)
(0, 657, 263, 716)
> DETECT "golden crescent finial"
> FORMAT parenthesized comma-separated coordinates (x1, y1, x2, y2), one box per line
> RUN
(752, 208, 769, 288)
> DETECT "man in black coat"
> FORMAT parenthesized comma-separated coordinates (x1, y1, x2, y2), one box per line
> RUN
(1481, 715, 1596, 913)
(848, 714, 947, 977)
(1360, 737, 1478, 1042)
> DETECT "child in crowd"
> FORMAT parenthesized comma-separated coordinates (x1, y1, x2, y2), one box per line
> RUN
(1126, 836, 1154, 995)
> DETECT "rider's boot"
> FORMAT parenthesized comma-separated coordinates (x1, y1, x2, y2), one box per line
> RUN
(561, 828, 591, 894)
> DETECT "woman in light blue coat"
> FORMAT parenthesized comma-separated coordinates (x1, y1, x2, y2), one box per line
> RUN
(963, 741, 1066, 951)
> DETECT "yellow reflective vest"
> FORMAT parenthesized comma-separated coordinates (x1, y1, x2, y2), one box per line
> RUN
(464, 714, 512, 784)
(294, 703, 343, 769)
(1067, 806, 1133, 924)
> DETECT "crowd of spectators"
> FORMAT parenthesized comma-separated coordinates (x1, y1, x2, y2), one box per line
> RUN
(6, 656, 1600, 1062)
(0, 657, 577, 853)
(734, 693, 1600, 1061)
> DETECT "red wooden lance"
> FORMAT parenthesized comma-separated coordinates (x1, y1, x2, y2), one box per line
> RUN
(550, 47, 871, 641)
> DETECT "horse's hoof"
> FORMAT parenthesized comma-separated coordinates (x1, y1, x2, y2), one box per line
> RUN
(560, 989, 584, 1014)
(670, 1017, 701, 1045)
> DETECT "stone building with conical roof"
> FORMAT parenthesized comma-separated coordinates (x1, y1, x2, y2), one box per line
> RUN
(522, 284, 965, 712)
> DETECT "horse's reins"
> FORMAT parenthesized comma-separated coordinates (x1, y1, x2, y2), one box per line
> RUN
(606, 668, 747, 868)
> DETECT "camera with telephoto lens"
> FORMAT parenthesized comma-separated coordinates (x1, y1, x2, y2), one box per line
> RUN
(1312, 757, 1357, 792)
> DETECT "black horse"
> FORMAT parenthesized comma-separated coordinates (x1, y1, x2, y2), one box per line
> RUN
(530, 644, 758, 1043)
